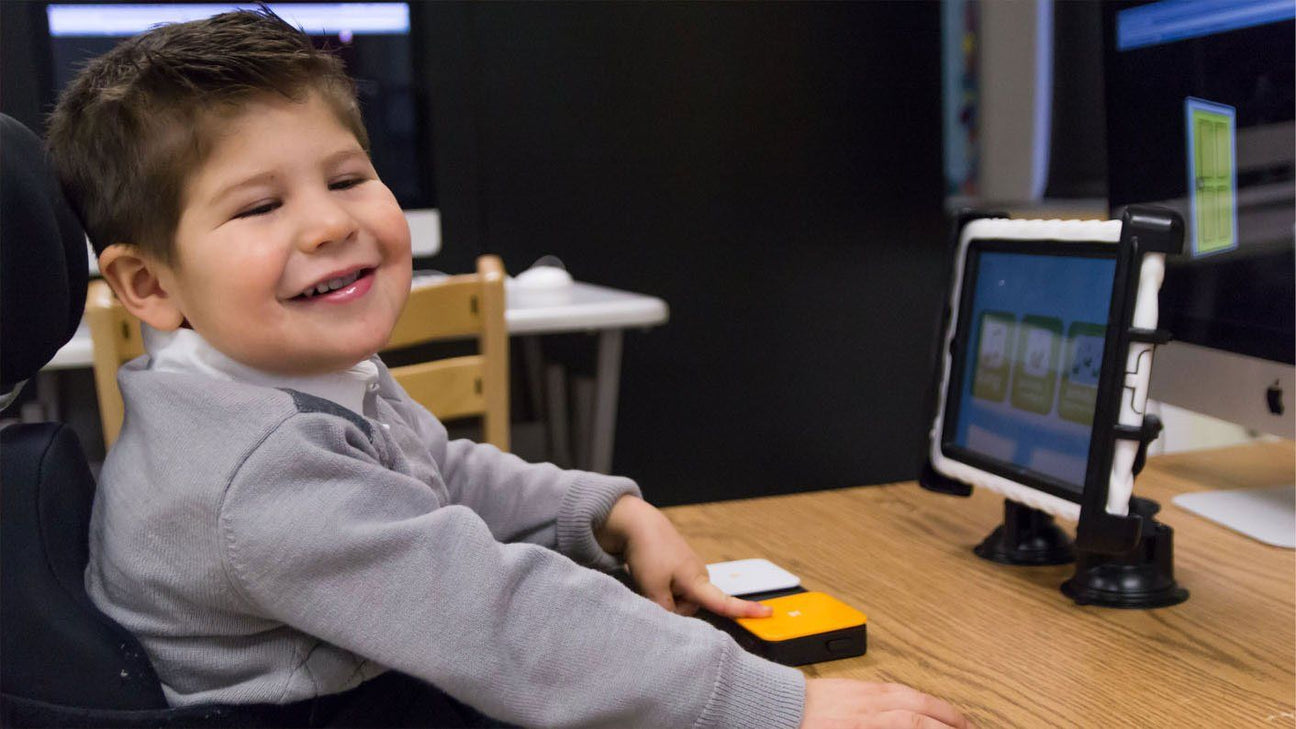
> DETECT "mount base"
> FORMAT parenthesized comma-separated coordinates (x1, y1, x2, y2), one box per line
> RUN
(974, 501, 1075, 566)
(1061, 499, 1188, 609)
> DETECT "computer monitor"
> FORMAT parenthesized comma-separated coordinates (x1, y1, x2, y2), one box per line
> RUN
(45, 1, 441, 257)
(1103, 0, 1295, 440)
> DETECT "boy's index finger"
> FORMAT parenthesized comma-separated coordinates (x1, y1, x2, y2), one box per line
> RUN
(688, 577, 773, 619)
(731, 596, 774, 618)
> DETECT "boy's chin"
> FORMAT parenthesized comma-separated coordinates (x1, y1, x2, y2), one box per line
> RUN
(242, 346, 383, 377)
(294, 350, 380, 375)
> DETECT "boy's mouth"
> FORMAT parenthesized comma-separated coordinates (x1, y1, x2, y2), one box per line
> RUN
(291, 267, 375, 301)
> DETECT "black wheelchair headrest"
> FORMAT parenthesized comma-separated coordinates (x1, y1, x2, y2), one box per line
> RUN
(0, 113, 89, 394)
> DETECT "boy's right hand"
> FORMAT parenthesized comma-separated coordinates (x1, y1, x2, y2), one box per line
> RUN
(801, 678, 973, 729)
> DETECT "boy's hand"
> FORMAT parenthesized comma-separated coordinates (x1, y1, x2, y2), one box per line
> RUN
(802, 679, 973, 729)
(596, 496, 773, 619)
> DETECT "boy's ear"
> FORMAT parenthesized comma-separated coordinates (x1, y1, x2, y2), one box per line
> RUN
(97, 244, 186, 331)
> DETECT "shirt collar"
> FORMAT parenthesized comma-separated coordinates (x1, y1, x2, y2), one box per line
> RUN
(142, 324, 379, 417)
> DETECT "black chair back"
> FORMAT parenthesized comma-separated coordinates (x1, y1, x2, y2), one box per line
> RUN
(0, 114, 87, 393)
(0, 424, 170, 712)
(0, 113, 173, 723)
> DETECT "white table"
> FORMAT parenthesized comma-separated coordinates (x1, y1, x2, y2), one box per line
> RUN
(502, 279, 668, 473)
(45, 276, 669, 473)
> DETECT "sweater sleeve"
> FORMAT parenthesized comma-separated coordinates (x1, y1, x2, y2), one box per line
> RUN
(219, 413, 805, 729)
(392, 381, 640, 569)
(441, 438, 640, 570)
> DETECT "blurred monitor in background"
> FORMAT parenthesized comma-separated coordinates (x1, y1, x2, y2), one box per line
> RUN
(1104, 0, 1295, 439)
(46, 2, 441, 256)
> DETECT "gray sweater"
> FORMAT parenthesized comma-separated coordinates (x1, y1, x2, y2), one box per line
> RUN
(87, 356, 805, 728)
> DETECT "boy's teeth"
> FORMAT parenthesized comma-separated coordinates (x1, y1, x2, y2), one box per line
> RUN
(304, 270, 362, 297)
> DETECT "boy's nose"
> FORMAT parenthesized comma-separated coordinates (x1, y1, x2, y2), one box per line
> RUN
(296, 197, 358, 252)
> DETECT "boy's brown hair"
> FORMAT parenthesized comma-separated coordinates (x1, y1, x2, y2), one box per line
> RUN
(47, 7, 369, 263)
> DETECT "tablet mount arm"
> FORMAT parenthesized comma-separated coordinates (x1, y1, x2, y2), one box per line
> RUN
(1064, 413, 1188, 608)
(1063, 208, 1187, 608)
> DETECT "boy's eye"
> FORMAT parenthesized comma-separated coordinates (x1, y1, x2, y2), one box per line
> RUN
(233, 200, 280, 219)
(329, 177, 366, 191)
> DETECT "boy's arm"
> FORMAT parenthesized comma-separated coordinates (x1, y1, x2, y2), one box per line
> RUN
(440, 437, 640, 569)
(392, 381, 637, 567)
(220, 414, 805, 729)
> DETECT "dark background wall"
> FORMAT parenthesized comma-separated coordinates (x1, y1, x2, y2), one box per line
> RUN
(416, 2, 950, 505)
(1, 2, 56, 133)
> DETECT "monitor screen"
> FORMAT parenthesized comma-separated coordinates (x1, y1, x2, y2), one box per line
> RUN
(944, 244, 1118, 496)
(1104, 0, 1294, 366)
(45, 2, 433, 210)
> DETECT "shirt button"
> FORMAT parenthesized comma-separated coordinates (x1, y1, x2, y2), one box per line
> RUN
(380, 422, 391, 431)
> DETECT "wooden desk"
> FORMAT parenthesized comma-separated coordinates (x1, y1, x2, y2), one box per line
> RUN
(664, 442, 1295, 727)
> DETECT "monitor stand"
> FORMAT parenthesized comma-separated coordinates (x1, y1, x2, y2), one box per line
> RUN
(1172, 484, 1296, 549)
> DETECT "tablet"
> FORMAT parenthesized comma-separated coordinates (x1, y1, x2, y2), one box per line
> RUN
(925, 211, 1180, 545)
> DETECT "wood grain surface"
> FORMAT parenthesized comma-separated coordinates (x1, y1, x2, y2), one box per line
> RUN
(663, 442, 1295, 728)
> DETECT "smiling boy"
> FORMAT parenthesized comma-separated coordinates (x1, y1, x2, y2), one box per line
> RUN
(47, 9, 968, 728)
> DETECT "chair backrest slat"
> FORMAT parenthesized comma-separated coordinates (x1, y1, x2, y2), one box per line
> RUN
(389, 356, 485, 422)
(386, 276, 483, 347)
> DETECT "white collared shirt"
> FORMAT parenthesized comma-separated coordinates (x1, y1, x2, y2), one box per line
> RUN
(143, 324, 381, 418)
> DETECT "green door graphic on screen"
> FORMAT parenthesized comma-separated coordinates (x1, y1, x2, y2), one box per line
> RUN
(1058, 322, 1106, 425)
(1185, 98, 1237, 256)
(1010, 316, 1062, 415)
(972, 311, 1014, 402)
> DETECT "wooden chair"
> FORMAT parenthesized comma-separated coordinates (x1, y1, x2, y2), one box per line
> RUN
(383, 254, 510, 451)
(85, 255, 510, 452)
(84, 279, 144, 450)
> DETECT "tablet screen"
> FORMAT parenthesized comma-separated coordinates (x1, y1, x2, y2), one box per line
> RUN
(945, 245, 1118, 495)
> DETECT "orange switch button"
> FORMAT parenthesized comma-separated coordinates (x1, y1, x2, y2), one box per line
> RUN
(736, 591, 867, 642)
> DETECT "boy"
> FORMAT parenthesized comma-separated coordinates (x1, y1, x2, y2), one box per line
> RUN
(48, 9, 969, 728)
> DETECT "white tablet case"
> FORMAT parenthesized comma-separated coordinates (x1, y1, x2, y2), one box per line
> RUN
(927, 217, 1165, 523)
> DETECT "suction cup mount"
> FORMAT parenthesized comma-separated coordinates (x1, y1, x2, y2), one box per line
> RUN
(1061, 497, 1188, 609)
(974, 500, 1075, 566)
